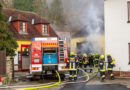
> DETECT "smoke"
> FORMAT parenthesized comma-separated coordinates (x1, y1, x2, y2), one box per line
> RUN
(62, 0, 104, 54)
(80, 0, 104, 54)
(46, 0, 104, 54)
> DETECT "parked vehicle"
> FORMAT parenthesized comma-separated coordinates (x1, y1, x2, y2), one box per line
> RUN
(28, 37, 68, 78)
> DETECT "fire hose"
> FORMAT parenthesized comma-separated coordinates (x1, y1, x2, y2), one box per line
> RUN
(0, 68, 98, 90)
(62, 67, 99, 84)
(15, 71, 61, 90)
(0, 71, 61, 90)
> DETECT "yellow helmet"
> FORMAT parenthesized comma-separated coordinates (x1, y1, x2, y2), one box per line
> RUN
(107, 53, 111, 56)
(83, 53, 87, 57)
(70, 52, 74, 56)
(100, 55, 104, 59)
(112, 58, 115, 61)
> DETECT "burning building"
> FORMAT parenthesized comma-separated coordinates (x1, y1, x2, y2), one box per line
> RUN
(71, 29, 105, 54)
(69, 0, 104, 55)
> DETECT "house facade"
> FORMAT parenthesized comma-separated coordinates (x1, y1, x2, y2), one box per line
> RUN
(2, 9, 58, 71)
(104, 0, 130, 72)
(70, 30, 105, 54)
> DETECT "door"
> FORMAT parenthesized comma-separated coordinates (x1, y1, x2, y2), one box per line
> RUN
(21, 44, 30, 71)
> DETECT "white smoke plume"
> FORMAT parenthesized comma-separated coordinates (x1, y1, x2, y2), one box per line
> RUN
(47, 0, 104, 54)
(81, 0, 104, 54)
(62, 0, 104, 54)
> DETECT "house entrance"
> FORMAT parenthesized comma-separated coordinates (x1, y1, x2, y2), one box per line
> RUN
(21, 44, 30, 71)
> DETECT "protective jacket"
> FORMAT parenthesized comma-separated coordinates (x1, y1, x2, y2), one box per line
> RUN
(95, 55, 100, 64)
(107, 56, 115, 70)
(67, 56, 77, 70)
(99, 58, 106, 72)
(83, 57, 88, 64)
(78, 56, 83, 63)
(88, 55, 94, 66)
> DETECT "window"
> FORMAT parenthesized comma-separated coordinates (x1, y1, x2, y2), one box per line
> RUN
(42, 24, 48, 35)
(20, 22, 26, 33)
(128, 2, 130, 22)
(129, 43, 130, 64)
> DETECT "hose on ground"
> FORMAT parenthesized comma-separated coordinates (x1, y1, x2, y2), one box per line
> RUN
(15, 71, 61, 90)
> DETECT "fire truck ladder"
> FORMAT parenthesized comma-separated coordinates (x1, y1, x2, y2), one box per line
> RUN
(59, 40, 64, 62)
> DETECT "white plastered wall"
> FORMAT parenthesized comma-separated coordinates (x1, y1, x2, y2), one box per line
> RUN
(104, 0, 130, 71)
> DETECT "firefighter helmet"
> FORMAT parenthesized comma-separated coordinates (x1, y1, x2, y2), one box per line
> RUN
(96, 53, 99, 56)
(70, 52, 74, 56)
(100, 55, 104, 59)
(112, 58, 115, 64)
(83, 53, 87, 57)
(107, 53, 111, 56)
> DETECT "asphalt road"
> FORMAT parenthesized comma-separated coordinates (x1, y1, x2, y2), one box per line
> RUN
(60, 84, 130, 90)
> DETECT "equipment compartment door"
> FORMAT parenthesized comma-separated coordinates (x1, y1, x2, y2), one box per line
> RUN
(43, 54, 57, 64)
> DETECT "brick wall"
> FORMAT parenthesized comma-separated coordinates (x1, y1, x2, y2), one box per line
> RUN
(106, 71, 130, 77)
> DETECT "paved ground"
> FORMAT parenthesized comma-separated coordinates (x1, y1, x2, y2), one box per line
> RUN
(60, 78, 130, 90)
(0, 78, 130, 90)
(1, 69, 130, 90)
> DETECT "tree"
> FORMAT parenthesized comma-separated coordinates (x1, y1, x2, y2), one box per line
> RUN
(49, 0, 65, 26)
(33, 0, 49, 20)
(14, 0, 34, 12)
(0, 3, 18, 56)
(0, 0, 14, 8)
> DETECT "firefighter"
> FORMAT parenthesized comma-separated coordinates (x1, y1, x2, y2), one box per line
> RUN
(95, 53, 100, 67)
(68, 52, 77, 81)
(88, 53, 94, 73)
(75, 54, 79, 68)
(77, 53, 83, 68)
(107, 54, 115, 80)
(75, 54, 80, 73)
(83, 53, 89, 72)
(99, 55, 106, 82)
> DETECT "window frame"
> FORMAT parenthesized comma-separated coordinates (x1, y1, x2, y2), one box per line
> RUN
(19, 21, 27, 33)
(42, 24, 48, 35)
(127, 2, 130, 23)
(128, 43, 130, 64)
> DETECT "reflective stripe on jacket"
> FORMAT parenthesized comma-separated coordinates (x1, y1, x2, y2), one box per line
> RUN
(99, 58, 106, 72)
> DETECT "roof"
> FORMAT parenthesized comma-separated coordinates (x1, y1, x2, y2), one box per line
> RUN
(2, 9, 58, 40)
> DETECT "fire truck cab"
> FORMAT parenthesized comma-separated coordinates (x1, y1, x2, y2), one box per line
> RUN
(29, 37, 68, 76)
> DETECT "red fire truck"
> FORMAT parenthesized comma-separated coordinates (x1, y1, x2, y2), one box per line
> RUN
(28, 37, 68, 77)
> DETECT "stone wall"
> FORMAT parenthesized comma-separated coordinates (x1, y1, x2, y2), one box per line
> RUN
(1, 57, 13, 84)
(6, 57, 13, 80)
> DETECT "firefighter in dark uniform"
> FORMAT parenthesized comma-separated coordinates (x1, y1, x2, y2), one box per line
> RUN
(99, 55, 106, 82)
(88, 53, 94, 73)
(77, 53, 83, 68)
(75, 54, 79, 68)
(83, 53, 89, 72)
(107, 54, 115, 80)
(95, 53, 100, 67)
(67, 52, 77, 81)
